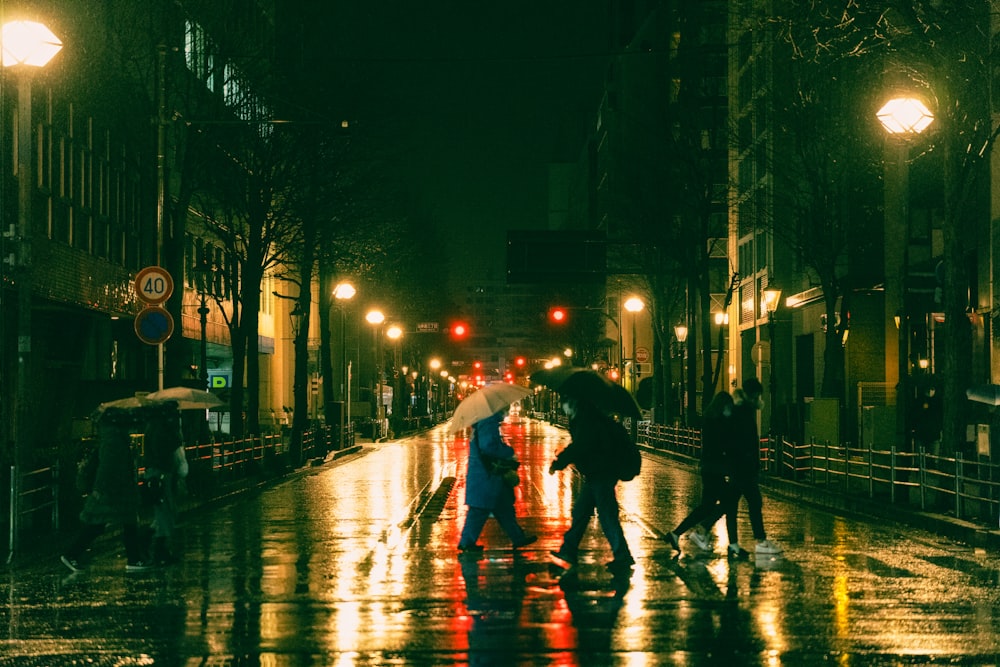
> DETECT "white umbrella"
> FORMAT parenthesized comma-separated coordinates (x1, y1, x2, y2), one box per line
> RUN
(97, 393, 157, 412)
(147, 386, 224, 410)
(449, 383, 531, 433)
(967, 385, 1000, 406)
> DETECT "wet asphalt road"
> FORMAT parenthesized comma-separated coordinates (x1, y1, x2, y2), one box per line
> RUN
(3, 417, 1000, 665)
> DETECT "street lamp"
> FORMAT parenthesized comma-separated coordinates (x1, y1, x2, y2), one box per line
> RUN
(762, 286, 783, 440)
(878, 96, 934, 451)
(4, 20, 62, 552)
(387, 324, 403, 434)
(623, 297, 644, 395)
(429, 358, 442, 417)
(366, 309, 385, 438)
(674, 324, 688, 424)
(334, 282, 356, 447)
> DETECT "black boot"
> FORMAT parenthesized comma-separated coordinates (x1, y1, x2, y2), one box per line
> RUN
(152, 537, 178, 566)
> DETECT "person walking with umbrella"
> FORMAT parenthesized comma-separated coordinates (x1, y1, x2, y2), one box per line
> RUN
(456, 407, 537, 553)
(61, 407, 153, 572)
(549, 396, 635, 571)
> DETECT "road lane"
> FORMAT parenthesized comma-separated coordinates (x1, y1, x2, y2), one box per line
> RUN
(2, 416, 999, 664)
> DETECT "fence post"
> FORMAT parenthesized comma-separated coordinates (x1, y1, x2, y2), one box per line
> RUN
(918, 447, 926, 511)
(955, 455, 963, 520)
(866, 446, 872, 499)
(53, 460, 60, 530)
(8, 465, 15, 564)
(890, 447, 897, 503)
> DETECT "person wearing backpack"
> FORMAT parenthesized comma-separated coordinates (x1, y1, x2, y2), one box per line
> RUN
(548, 397, 634, 571)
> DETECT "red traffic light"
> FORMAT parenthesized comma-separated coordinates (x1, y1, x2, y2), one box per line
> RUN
(549, 307, 567, 324)
(473, 360, 482, 370)
(514, 356, 526, 367)
(451, 322, 469, 339)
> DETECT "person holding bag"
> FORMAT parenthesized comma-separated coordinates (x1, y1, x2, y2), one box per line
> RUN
(457, 408, 536, 553)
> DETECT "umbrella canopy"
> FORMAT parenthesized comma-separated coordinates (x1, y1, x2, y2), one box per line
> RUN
(147, 386, 225, 410)
(530, 367, 641, 419)
(967, 385, 1000, 406)
(449, 383, 531, 433)
(97, 393, 158, 412)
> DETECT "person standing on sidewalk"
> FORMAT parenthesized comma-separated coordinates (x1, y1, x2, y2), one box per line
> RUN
(667, 390, 735, 554)
(457, 409, 537, 553)
(549, 397, 634, 571)
(61, 407, 153, 573)
(723, 377, 783, 558)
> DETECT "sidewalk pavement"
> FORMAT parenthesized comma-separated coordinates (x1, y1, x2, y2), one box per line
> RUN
(640, 445, 1000, 553)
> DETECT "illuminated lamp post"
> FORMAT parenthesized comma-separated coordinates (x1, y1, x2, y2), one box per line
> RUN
(366, 309, 385, 439)
(4, 20, 62, 555)
(623, 297, 644, 395)
(429, 358, 442, 418)
(674, 324, 688, 424)
(334, 282, 356, 447)
(387, 324, 403, 434)
(877, 96, 934, 451)
(761, 286, 783, 441)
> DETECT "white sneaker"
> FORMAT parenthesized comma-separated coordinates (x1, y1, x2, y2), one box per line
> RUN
(688, 527, 713, 551)
(755, 539, 783, 555)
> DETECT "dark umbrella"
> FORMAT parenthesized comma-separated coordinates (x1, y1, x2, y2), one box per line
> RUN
(530, 367, 640, 419)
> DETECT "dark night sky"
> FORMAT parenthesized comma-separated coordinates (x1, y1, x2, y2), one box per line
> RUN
(305, 2, 614, 286)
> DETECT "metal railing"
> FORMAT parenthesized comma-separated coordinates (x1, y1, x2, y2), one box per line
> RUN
(638, 423, 1000, 529)
(7, 463, 60, 563)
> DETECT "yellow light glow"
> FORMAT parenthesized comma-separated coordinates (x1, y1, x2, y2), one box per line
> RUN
(2, 21, 62, 68)
(333, 282, 356, 300)
(877, 97, 934, 135)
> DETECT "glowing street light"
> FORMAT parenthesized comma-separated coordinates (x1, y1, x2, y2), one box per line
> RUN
(624, 297, 644, 394)
(674, 324, 688, 423)
(6, 19, 62, 557)
(876, 97, 934, 135)
(878, 95, 934, 451)
(366, 309, 386, 438)
(334, 282, 356, 446)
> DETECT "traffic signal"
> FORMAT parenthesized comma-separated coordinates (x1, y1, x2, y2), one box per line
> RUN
(514, 356, 526, 368)
(549, 306, 567, 324)
(450, 322, 469, 339)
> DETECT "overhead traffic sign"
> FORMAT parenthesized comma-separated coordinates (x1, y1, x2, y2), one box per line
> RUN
(134, 306, 174, 345)
(134, 266, 174, 305)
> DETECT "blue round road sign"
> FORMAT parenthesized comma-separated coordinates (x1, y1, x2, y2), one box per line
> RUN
(134, 306, 174, 345)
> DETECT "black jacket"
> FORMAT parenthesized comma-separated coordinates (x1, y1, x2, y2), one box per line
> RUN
(551, 407, 619, 482)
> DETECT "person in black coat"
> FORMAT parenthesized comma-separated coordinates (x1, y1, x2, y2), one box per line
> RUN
(667, 391, 735, 553)
(549, 397, 634, 571)
(723, 378, 783, 557)
(142, 401, 189, 565)
(61, 407, 153, 573)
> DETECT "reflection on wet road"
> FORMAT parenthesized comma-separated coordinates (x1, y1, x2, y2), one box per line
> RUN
(2, 417, 1000, 664)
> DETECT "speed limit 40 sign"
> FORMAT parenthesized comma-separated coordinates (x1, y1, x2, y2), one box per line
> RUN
(134, 266, 174, 305)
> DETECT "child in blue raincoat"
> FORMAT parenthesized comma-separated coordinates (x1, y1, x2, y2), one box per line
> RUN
(457, 409, 536, 552)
